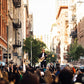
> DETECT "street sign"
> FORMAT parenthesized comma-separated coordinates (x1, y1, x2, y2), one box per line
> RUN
(17, 56, 22, 59)
(13, 52, 18, 56)
(3, 53, 11, 59)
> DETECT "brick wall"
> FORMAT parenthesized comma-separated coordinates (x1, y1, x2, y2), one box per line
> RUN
(0, 0, 7, 61)
(77, 17, 84, 48)
(0, 0, 7, 43)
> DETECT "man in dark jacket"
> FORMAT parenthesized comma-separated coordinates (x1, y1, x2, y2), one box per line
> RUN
(39, 49, 47, 68)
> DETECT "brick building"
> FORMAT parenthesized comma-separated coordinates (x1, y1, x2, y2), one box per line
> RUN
(77, 2, 84, 48)
(0, 0, 8, 61)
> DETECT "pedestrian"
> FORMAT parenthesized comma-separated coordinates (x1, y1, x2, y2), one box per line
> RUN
(20, 71, 39, 84)
(59, 67, 73, 84)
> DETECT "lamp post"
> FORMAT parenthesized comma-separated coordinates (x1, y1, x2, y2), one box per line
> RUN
(7, 25, 9, 66)
(31, 41, 32, 66)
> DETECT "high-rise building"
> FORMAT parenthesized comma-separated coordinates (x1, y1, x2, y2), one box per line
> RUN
(55, 0, 69, 64)
(56, 0, 68, 16)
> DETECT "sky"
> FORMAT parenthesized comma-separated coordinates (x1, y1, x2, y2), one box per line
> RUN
(29, 0, 56, 36)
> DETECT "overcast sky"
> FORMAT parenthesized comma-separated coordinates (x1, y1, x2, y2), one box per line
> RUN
(29, 0, 56, 36)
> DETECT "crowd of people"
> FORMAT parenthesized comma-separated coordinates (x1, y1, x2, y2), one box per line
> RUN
(0, 62, 84, 84)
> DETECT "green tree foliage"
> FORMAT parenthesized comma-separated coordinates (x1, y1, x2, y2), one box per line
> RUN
(23, 36, 46, 65)
(46, 51, 57, 63)
(68, 38, 84, 61)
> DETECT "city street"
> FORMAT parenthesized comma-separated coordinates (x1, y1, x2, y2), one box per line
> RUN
(0, 0, 84, 84)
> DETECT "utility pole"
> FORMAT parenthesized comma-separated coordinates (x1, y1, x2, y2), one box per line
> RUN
(7, 25, 9, 66)
(31, 41, 32, 66)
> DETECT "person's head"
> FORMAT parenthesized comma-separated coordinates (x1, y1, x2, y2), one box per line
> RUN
(35, 69, 41, 77)
(2, 71, 8, 82)
(42, 49, 45, 53)
(59, 67, 73, 84)
(44, 70, 53, 84)
(21, 71, 39, 84)
(9, 64, 11, 68)
(9, 73, 16, 83)
(0, 78, 9, 84)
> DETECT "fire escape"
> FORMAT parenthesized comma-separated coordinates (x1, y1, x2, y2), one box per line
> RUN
(12, 0, 22, 48)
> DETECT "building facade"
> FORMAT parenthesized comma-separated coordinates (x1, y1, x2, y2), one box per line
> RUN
(0, 0, 8, 62)
(7, 0, 22, 65)
(68, 0, 84, 47)
(0, 0, 29, 65)
(26, 14, 33, 38)
(68, 0, 77, 43)
(50, 23, 61, 62)
(56, 6, 69, 64)
(76, 0, 84, 47)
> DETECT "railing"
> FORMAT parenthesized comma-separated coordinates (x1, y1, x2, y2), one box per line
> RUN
(13, 19, 21, 29)
(13, 0, 21, 8)
(13, 40, 21, 48)
(70, 29, 77, 38)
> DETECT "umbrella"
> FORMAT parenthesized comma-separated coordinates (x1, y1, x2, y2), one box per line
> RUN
(0, 61, 5, 66)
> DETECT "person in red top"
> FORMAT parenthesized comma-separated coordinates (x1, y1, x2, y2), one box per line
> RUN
(72, 67, 76, 74)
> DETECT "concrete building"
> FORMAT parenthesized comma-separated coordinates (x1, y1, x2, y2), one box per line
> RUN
(76, 0, 84, 47)
(55, 0, 68, 16)
(2, 0, 29, 65)
(68, 0, 77, 43)
(0, 0, 8, 62)
(68, 0, 84, 48)
(26, 14, 33, 38)
(50, 23, 62, 62)
(7, 0, 23, 65)
(50, 23, 58, 53)
(56, 5, 69, 64)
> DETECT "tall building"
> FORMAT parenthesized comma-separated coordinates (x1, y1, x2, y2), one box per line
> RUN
(68, 0, 84, 47)
(68, 0, 77, 43)
(0, 0, 8, 62)
(50, 23, 57, 53)
(7, 0, 22, 65)
(21, 0, 29, 40)
(26, 14, 33, 38)
(76, 0, 84, 47)
(55, 0, 69, 64)
(56, 0, 68, 16)
(0, 0, 29, 65)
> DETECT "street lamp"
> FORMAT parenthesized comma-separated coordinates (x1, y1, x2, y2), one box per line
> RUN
(31, 41, 32, 66)
(7, 25, 9, 66)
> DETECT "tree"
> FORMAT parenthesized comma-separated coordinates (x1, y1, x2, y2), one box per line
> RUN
(23, 36, 46, 65)
(46, 51, 57, 63)
(68, 38, 84, 61)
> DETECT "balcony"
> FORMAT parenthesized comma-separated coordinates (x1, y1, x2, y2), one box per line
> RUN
(13, 19, 21, 29)
(70, 29, 77, 38)
(13, 0, 21, 8)
(13, 40, 21, 48)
